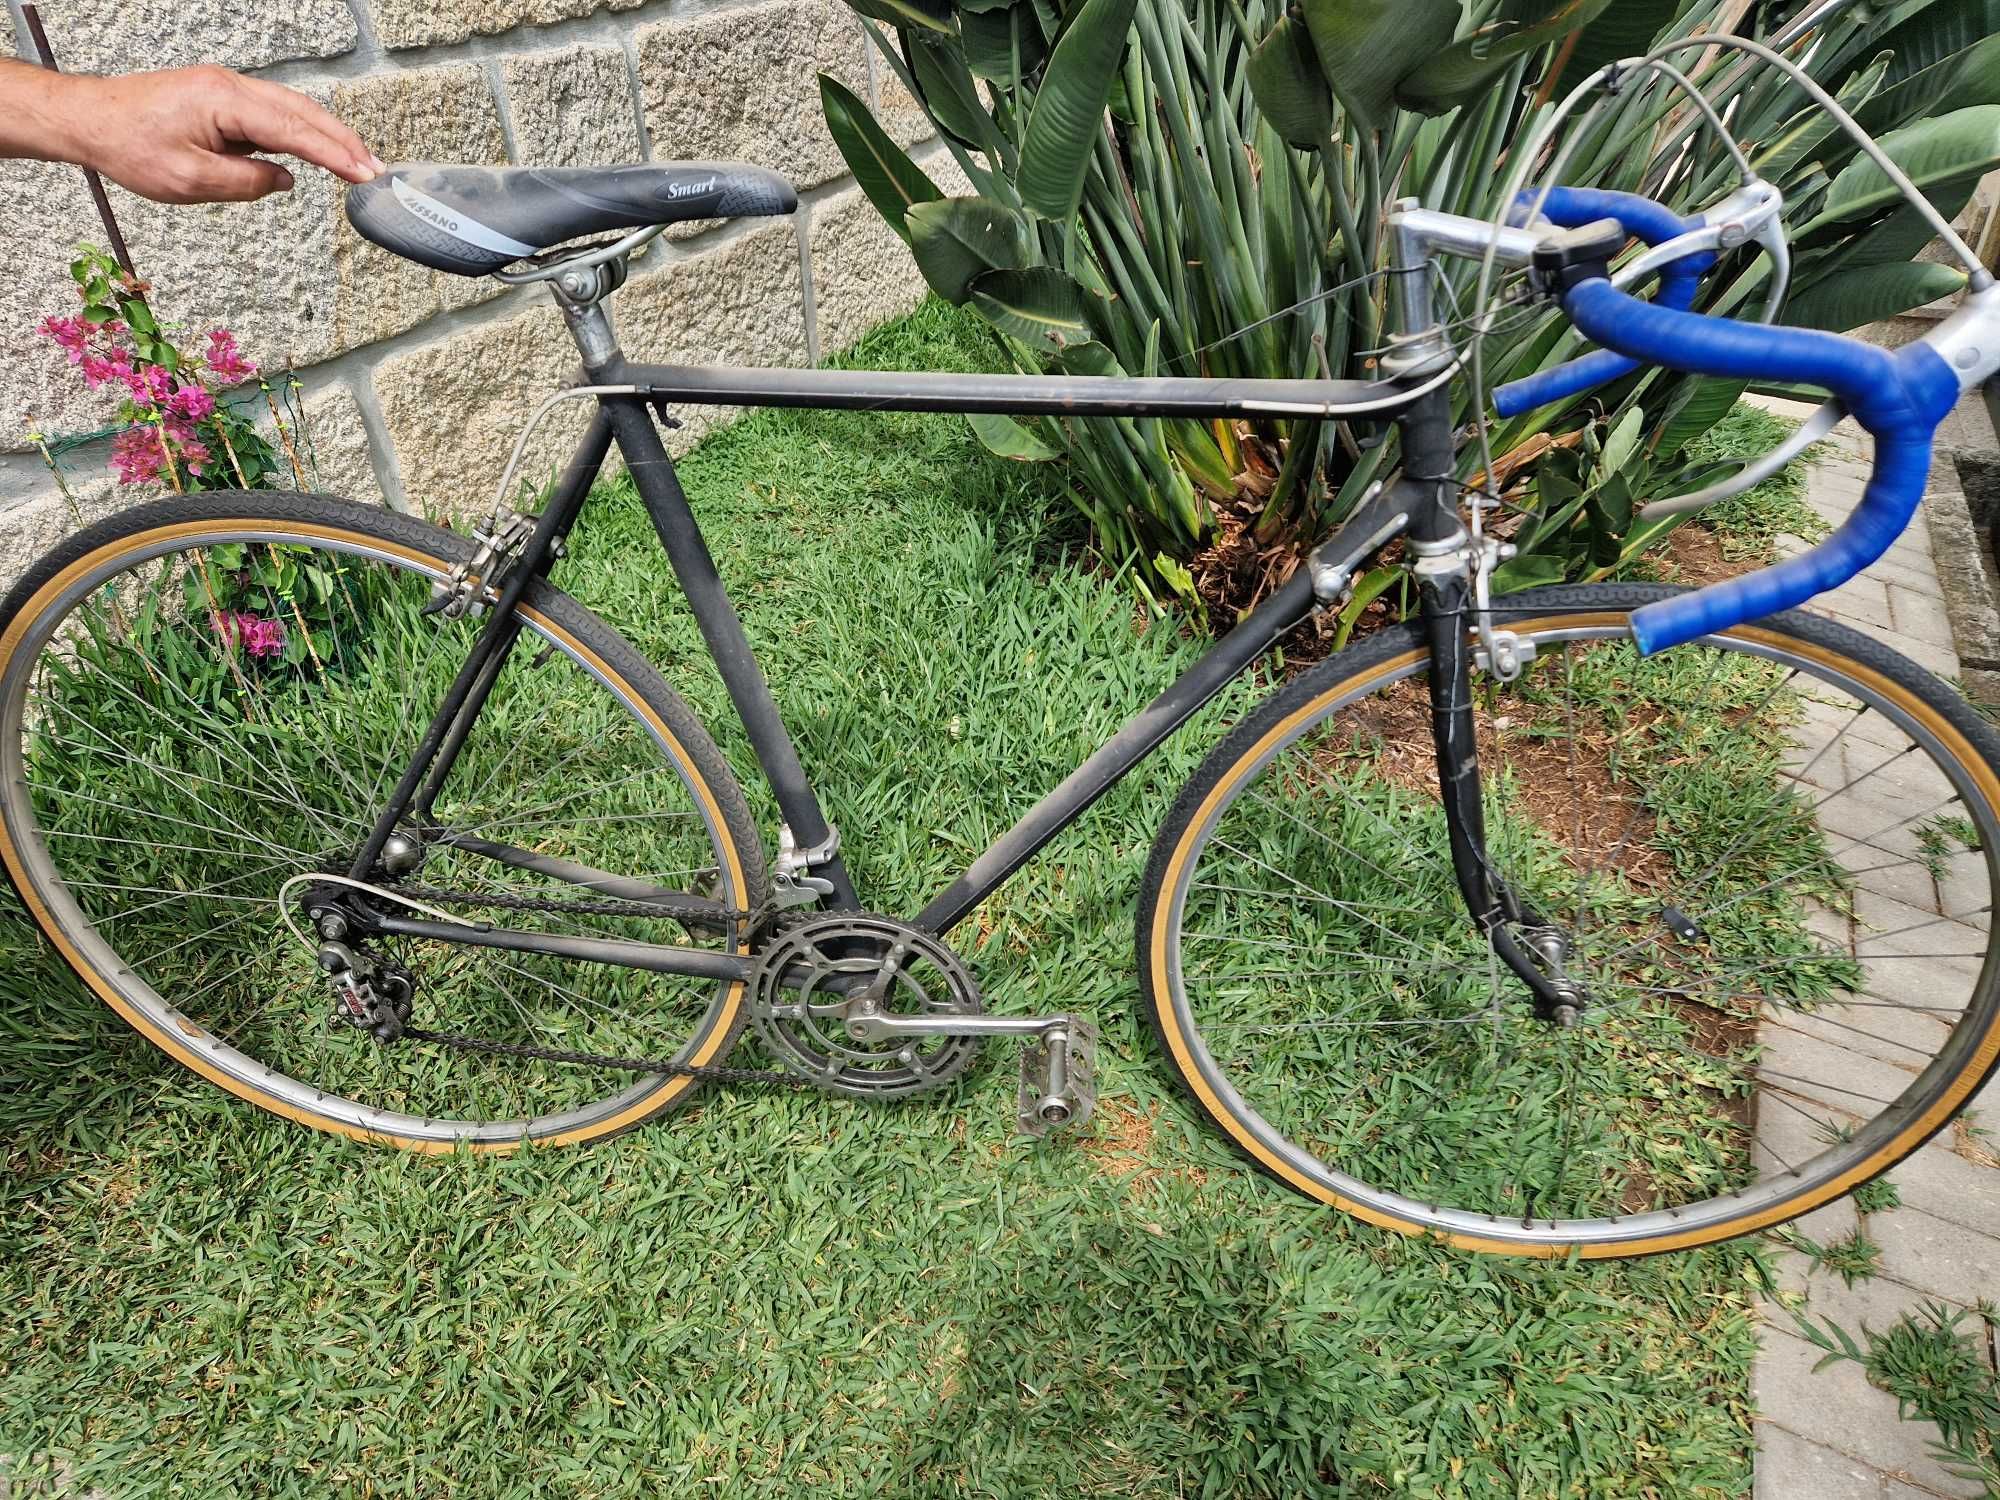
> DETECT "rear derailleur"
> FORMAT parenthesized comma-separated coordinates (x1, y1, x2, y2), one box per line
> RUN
(316, 939, 415, 1042)
(300, 886, 415, 1043)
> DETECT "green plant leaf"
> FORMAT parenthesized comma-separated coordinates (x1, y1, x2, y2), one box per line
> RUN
(910, 36, 1003, 152)
(1845, 0, 2000, 93)
(1595, 405, 1644, 482)
(962, 5, 1048, 80)
(908, 196, 1034, 303)
(1017, 0, 1139, 220)
(1857, 31, 2000, 134)
(1052, 337, 1124, 376)
(1544, 0, 1669, 97)
(1652, 379, 1747, 463)
(1333, 565, 1399, 648)
(1781, 260, 1967, 332)
(841, 0, 957, 36)
(1755, 52, 1892, 186)
(1153, 552, 1200, 605)
(1824, 183, 1977, 267)
(969, 266, 1099, 349)
(1397, 0, 1616, 114)
(968, 411, 1062, 460)
(819, 74, 943, 242)
(1808, 104, 2000, 229)
(1492, 552, 1567, 591)
(1246, 12, 1333, 149)
(1299, 0, 1460, 131)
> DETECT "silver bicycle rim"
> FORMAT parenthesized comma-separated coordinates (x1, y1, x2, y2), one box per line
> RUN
(1, 521, 745, 1146)
(1161, 621, 2000, 1249)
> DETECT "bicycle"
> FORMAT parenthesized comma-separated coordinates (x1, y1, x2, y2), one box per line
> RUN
(6, 43, 1999, 1258)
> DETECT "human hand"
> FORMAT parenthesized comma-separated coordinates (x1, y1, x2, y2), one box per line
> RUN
(11, 62, 384, 204)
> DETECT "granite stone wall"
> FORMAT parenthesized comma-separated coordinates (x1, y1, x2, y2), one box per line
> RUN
(0, 0, 958, 585)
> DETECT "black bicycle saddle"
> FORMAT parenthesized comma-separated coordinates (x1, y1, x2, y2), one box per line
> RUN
(346, 161, 799, 276)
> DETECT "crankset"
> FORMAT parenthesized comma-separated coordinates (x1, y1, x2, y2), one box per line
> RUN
(747, 912, 1098, 1132)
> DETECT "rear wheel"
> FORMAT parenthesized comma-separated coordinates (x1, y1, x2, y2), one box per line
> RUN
(0, 493, 766, 1151)
(1137, 584, 2000, 1255)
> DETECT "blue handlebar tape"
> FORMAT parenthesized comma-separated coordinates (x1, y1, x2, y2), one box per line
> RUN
(1560, 276, 1960, 655)
(1492, 187, 1717, 418)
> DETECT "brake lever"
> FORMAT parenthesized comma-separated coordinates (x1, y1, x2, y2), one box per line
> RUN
(1609, 179, 1785, 313)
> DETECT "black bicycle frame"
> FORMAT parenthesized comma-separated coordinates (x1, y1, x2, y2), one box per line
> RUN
(346, 285, 1487, 987)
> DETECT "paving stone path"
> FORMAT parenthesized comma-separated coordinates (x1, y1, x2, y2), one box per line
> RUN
(1752, 405, 2000, 1500)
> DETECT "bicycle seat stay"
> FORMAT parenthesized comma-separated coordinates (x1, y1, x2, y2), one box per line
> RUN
(345, 161, 798, 277)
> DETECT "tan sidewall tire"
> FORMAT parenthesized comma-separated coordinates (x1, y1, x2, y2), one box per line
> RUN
(0, 494, 767, 1153)
(1135, 587, 2000, 1257)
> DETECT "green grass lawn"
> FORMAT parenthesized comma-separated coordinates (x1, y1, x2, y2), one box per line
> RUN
(0, 302, 1766, 1497)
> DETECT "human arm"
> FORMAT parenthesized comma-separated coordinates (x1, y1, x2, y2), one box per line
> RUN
(0, 59, 382, 203)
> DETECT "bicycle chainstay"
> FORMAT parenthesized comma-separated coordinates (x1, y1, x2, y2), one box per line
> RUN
(385, 883, 813, 1088)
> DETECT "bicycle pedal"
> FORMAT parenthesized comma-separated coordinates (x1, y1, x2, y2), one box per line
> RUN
(1016, 1017, 1097, 1138)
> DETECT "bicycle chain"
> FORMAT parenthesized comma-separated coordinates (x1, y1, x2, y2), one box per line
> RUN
(391, 882, 744, 927)
(384, 887, 808, 1088)
(399, 1025, 816, 1087)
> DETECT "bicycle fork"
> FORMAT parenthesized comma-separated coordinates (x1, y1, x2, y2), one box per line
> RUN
(1396, 380, 1588, 1025)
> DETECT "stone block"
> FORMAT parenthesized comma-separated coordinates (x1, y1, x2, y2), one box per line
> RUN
(1758, 1022, 1924, 1126)
(1881, 1137, 2000, 1238)
(0, 160, 129, 452)
(374, 222, 806, 515)
(1924, 488, 2000, 670)
(370, 0, 643, 50)
(0, 473, 127, 599)
(291, 382, 388, 511)
(808, 187, 929, 358)
(319, 66, 512, 347)
(1869, 1205, 2000, 1305)
(11, 0, 355, 72)
(636, 0, 869, 196)
(1772, 999, 1950, 1077)
(502, 45, 644, 169)
(1821, 575, 1894, 633)
(1753, 1421, 1948, 1500)
(1771, 1249, 1971, 1341)
(1752, 1328, 1985, 1498)
(872, 49, 937, 149)
(1886, 585, 1956, 651)
(372, 296, 574, 524)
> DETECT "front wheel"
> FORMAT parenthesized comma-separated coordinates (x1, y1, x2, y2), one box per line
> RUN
(1137, 584, 2000, 1256)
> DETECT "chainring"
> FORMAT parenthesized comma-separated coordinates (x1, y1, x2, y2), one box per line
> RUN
(747, 913, 982, 1098)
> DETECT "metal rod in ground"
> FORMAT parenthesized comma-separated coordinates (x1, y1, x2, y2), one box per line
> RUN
(20, 4, 139, 279)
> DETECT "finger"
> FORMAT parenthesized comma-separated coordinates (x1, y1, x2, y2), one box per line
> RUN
(214, 75, 383, 183)
(185, 153, 297, 203)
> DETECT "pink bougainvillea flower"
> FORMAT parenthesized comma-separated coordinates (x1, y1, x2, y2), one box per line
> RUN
(37, 314, 89, 360)
(213, 610, 286, 659)
(120, 363, 173, 408)
(204, 329, 256, 383)
(166, 385, 215, 422)
(180, 438, 212, 476)
(79, 350, 131, 391)
(108, 425, 166, 485)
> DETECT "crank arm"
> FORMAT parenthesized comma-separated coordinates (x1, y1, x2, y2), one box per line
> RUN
(841, 1007, 1085, 1041)
(843, 1006, 1099, 1137)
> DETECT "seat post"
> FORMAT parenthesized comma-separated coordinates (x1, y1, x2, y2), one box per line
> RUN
(551, 264, 624, 377)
